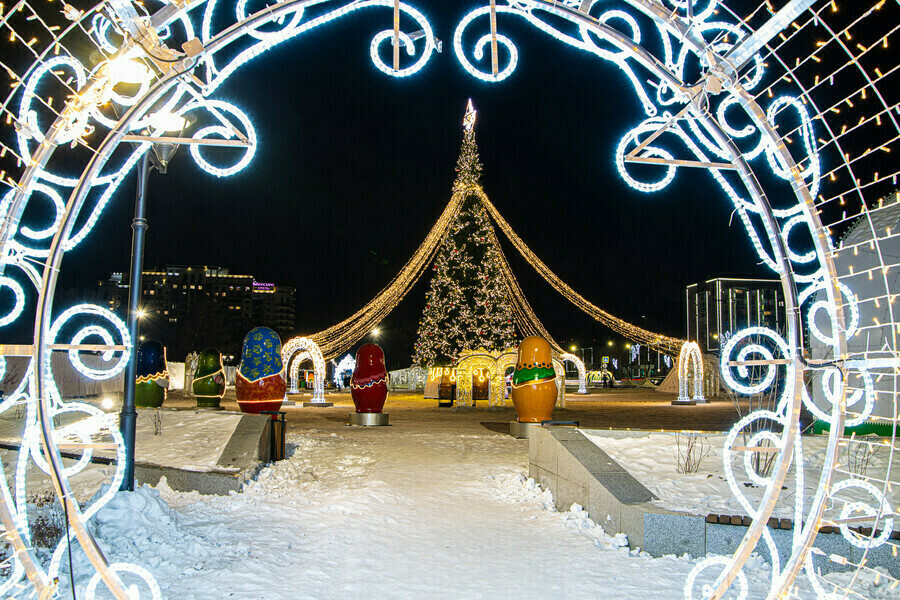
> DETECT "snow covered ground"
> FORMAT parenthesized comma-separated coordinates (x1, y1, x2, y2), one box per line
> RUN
(582, 431, 900, 522)
(54, 428, 893, 599)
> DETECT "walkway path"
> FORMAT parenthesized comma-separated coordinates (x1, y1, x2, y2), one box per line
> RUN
(74, 415, 792, 599)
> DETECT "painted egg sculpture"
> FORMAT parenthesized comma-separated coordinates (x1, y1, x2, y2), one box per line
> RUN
(193, 348, 226, 408)
(510, 336, 557, 423)
(135, 339, 168, 408)
(235, 327, 286, 415)
(350, 343, 388, 413)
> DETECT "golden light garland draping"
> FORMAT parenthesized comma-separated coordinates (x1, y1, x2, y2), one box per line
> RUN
(481, 196, 685, 355)
(308, 182, 679, 359)
(307, 191, 464, 358)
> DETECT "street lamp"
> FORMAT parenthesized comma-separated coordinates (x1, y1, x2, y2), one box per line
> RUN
(119, 112, 193, 492)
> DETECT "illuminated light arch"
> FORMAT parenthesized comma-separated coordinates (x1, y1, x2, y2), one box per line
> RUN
(495, 351, 518, 407)
(559, 352, 588, 394)
(455, 349, 505, 408)
(677, 341, 704, 403)
(0, 0, 897, 598)
(551, 356, 566, 409)
(333, 354, 356, 387)
(282, 337, 327, 402)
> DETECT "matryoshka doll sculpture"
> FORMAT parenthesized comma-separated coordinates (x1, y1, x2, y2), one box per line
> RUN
(235, 327, 286, 416)
(135, 339, 168, 408)
(193, 348, 226, 409)
(510, 337, 557, 431)
(349, 343, 389, 426)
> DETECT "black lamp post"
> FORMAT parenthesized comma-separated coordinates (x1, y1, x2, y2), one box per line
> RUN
(120, 117, 193, 492)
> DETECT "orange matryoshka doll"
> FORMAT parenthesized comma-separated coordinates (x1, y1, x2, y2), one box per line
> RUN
(510, 337, 557, 423)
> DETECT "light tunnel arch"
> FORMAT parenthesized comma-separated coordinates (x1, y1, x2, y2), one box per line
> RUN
(559, 352, 588, 394)
(282, 336, 327, 402)
(0, 1, 884, 599)
(677, 341, 704, 402)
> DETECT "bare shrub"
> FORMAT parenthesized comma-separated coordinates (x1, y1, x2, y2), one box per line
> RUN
(674, 433, 712, 474)
(847, 435, 881, 477)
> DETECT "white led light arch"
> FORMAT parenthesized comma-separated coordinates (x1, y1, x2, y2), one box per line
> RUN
(1, 0, 898, 599)
(559, 352, 588, 394)
(282, 336, 327, 402)
(0, 2, 438, 598)
(677, 341, 704, 402)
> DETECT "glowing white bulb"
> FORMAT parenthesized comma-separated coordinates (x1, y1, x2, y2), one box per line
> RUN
(104, 57, 150, 84)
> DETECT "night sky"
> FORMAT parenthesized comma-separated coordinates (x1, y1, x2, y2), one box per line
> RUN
(57, 2, 771, 364)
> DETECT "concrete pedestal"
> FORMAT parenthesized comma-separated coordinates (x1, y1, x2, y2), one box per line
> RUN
(281, 399, 296, 407)
(348, 412, 389, 426)
(303, 401, 334, 407)
(671, 399, 697, 406)
(509, 421, 540, 439)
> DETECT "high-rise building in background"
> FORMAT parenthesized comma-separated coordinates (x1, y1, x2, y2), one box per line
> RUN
(98, 265, 296, 338)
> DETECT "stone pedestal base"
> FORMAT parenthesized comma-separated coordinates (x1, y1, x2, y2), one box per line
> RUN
(671, 398, 697, 406)
(303, 401, 334, 407)
(348, 412, 389, 426)
(281, 399, 296, 406)
(510, 421, 540, 439)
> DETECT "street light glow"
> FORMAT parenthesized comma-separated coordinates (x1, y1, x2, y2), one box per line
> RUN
(104, 56, 150, 84)
(607, 341, 613, 346)
(371, 327, 380, 337)
(570, 345, 576, 351)
(149, 111, 190, 133)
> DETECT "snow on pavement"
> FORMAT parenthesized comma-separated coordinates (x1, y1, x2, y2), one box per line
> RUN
(60, 429, 888, 599)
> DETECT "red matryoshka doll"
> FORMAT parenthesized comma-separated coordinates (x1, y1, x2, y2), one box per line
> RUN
(235, 327, 286, 415)
(350, 343, 388, 413)
(510, 336, 557, 423)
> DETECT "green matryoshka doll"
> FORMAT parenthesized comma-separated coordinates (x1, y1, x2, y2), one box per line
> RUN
(135, 339, 168, 408)
(193, 348, 226, 408)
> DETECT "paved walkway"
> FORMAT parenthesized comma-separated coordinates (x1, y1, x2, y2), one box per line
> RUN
(162, 387, 751, 435)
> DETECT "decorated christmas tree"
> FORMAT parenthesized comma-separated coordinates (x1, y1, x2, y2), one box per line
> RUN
(412, 101, 517, 366)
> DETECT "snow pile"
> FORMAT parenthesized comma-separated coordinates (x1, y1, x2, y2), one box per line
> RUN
(91, 483, 227, 572)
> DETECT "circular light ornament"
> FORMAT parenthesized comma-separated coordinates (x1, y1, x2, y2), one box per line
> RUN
(185, 100, 257, 177)
(0, 276, 26, 327)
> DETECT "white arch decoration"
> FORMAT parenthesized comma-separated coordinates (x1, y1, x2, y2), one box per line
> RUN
(0, 1, 897, 598)
(677, 341, 704, 403)
(495, 351, 518, 407)
(282, 336, 326, 402)
(333, 354, 356, 387)
(559, 352, 588, 394)
(551, 357, 566, 409)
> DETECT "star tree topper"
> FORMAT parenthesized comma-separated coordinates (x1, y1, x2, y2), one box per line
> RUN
(463, 98, 477, 131)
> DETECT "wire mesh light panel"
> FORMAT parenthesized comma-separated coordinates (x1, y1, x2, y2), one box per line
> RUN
(0, 0, 898, 599)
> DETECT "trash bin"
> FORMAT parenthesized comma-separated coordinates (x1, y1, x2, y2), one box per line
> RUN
(260, 411, 286, 462)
